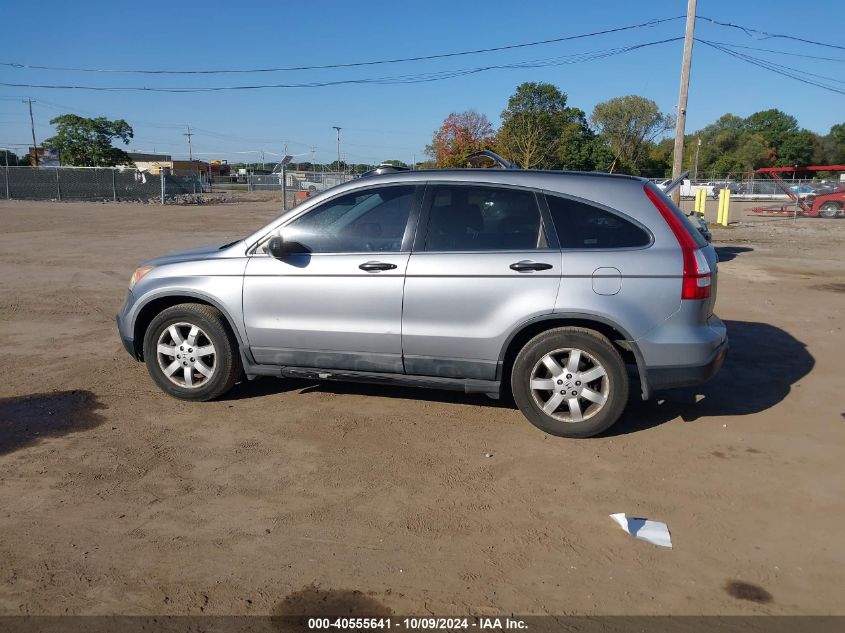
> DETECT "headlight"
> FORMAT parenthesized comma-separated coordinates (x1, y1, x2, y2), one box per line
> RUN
(129, 265, 154, 290)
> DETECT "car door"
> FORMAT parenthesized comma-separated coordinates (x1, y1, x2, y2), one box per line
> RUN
(402, 183, 561, 380)
(242, 183, 421, 373)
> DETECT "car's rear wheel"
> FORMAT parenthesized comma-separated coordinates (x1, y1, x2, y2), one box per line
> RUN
(819, 202, 842, 219)
(143, 303, 240, 401)
(511, 327, 629, 438)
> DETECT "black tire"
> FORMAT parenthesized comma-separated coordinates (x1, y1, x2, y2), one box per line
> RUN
(819, 202, 841, 219)
(510, 327, 629, 438)
(143, 303, 241, 401)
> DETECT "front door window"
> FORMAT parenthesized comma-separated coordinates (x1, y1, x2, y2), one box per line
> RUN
(282, 185, 416, 253)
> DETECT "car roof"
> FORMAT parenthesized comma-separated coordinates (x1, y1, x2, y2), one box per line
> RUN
(360, 167, 644, 185)
(349, 168, 649, 205)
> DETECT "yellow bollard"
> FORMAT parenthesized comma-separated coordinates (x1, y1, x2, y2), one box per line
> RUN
(716, 189, 722, 225)
(722, 189, 731, 226)
(694, 188, 705, 216)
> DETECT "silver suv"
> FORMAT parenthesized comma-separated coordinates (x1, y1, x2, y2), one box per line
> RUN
(117, 167, 727, 438)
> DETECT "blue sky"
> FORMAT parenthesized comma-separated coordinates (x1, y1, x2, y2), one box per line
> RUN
(1, 0, 843, 165)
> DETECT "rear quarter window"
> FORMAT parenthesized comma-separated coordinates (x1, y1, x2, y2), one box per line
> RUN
(545, 194, 651, 249)
(645, 184, 709, 248)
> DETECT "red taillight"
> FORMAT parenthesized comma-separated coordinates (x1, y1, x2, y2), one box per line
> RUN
(644, 184, 711, 300)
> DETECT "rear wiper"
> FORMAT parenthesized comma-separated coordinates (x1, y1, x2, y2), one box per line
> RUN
(661, 170, 690, 195)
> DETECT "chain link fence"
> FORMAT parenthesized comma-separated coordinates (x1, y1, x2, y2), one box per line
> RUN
(207, 170, 357, 208)
(210, 170, 355, 192)
(0, 166, 208, 203)
(648, 176, 845, 200)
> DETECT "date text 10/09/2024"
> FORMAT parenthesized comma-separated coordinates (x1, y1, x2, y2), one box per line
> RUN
(307, 617, 529, 630)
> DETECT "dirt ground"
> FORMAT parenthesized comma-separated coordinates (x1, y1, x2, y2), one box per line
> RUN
(0, 198, 843, 618)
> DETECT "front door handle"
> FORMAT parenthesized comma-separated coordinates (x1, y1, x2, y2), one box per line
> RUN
(359, 261, 398, 272)
(510, 260, 553, 272)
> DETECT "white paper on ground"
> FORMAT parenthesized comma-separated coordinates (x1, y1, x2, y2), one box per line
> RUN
(609, 513, 672, 548)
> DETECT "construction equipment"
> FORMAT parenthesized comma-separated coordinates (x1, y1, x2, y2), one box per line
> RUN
(750, 166, 845, 219)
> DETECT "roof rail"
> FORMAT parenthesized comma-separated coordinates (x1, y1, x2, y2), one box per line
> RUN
(360, 163, 411, 178)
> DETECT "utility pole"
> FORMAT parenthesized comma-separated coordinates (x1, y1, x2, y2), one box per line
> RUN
(24, 98, 38, 166)
(332, 126, 341, 172)
(671, 0, 697, 205)
(183, 125, 194, 161)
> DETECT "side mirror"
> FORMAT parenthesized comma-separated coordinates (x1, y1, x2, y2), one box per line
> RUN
(266, 235, 285, 258)
(266, 234, 310, 258)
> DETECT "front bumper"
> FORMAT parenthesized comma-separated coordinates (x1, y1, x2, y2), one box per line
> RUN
(116, 291, 139, 359)
(646, 338, 729, 391)
(116, 315, 135, 357)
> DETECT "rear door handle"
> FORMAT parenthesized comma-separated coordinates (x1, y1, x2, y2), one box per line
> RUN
(359, 261, 398, 272)
(510, 260, 553, 272)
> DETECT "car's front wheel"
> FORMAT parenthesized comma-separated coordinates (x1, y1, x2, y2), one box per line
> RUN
(143, 303, 241, 401)
(511, 327, 629, 438)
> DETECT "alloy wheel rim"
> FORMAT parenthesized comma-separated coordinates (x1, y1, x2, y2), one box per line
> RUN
(529, 348, 609, 423)
(156, 322, 216, 389)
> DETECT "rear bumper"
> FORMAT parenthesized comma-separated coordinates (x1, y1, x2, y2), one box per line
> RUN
(646, 338, 728, 391)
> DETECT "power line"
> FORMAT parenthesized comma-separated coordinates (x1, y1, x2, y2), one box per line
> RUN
(698, 40, 845, 96)
(0, 16, 685, 75)
(0, 38, 681, 92)
(697, 15, 845, 51)
(701, 40, 845, 63)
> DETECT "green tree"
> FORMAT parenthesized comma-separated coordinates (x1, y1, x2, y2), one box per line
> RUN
(734, 133, 770, 171)
(641, 138, 674, 178)
(497, 82, 567, 169)
(777, 129, 819, 167)
(495, 82, 610, 171)
(589, 96, 673, 174)
(559, 119, 614, 172)
(2, 150, 30, 166)
(692, 114, 746, 177)
(741, 109, 817, 167)
(42, 114, 134, 166)
(743, 109, 798, 151)
(427, 110, 496, 167)
(822, 123, 845, 164)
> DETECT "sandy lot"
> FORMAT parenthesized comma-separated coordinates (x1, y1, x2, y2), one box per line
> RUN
(0, 199, 843, 618)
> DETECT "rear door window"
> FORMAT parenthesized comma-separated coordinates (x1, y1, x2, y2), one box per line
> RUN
(423, 185, 547, 251)
(545, 194, 651, 249)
